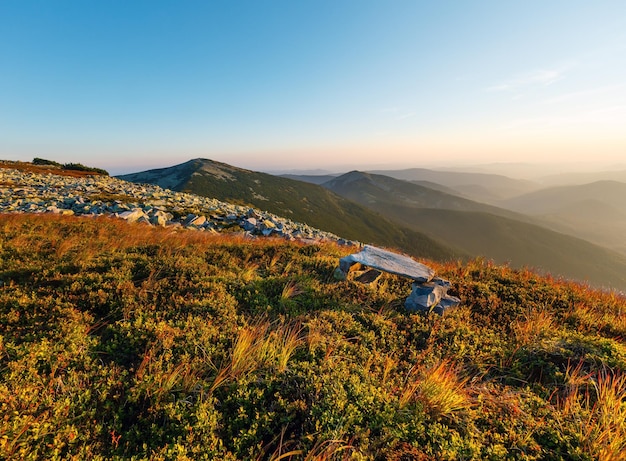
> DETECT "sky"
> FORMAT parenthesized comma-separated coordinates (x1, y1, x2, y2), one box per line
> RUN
(1, 1, 625, 175)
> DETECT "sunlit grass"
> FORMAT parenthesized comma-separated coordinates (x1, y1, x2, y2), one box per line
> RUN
(210, 320, 305, 392)
(399, 359, 473, 418)
(2, 213, 626, 460)
(559, 367, 626, 460)
(512, 307, 555, 346)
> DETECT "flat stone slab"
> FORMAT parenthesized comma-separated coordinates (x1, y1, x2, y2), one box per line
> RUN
(339, 245, 434, 282)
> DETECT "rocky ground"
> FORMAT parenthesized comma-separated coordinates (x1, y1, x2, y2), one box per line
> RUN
(0, 166, 358, 246)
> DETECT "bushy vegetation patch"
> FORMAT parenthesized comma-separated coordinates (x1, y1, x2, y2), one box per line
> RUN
(1, 214, 625, 459)
(1, 160, 108, 178)
(61, 163, 109, 176)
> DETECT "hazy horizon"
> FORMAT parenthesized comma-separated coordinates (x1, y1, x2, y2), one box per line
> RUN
(107, 157, 626, 181)
(2, 1, 625, 174)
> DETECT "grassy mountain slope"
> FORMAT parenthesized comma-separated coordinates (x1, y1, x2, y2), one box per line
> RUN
(399, 208, 626, 290)
(410, 179, 463, 195)
(324, 171, 626, 290)
(0, 159, 108, 177)
(2, 214, 625, 460)
(501, 181, 626, 254)
(119, 159, 459, 261)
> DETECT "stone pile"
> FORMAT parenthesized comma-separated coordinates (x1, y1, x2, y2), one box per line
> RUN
(335, 245, 461, 314)
(0, 168, 358, 246)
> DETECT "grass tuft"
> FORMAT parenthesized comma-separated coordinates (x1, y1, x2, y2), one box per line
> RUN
(400, 359, 473, 418)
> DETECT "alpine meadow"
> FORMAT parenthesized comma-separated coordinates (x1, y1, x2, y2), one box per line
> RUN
(2, 2, 626, 460)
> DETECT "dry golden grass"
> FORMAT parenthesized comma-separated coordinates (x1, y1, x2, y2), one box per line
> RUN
(559, 365, 626, 460)
(565, 298, 626, 338)
(512, 307, 556, 346)
(210, 320, 305, 392)
(399, 359, 473, 418)
(264, 432, 355, 461)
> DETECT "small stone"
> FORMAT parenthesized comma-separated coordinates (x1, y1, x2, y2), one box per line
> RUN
(150, 210, 171, 227)
(405, 283, 445, 311)
(333, 267, 347, 280)
(242, 217, 257, 231)
(189, 215, 207, 226)
(118, 208, 147, 223)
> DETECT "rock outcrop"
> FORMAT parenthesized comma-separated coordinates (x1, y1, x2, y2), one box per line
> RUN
(336, 245, 460, 314)
(336, 245, 434, 282)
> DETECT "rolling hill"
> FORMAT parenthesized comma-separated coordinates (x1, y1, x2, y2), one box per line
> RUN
(118, 159, 459, 261)
(539, 169, 626, 186)
(367, 167, 539, 203)
(500, 180, 626, 254)
(323, 171, 626, 290)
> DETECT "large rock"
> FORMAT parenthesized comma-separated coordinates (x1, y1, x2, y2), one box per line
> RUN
(338, 245, 434, 282)
(405, 281, 461, 315)
(150, 210, 172, 227)
(118, 208, 148, 223)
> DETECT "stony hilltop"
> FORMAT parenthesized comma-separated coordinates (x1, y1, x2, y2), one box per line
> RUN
(0, 163, 354, 245)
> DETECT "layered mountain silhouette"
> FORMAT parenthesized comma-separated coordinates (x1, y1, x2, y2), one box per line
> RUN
(500, 180, 626, 254)
(323, 171, 527, 219)
(280, 174, 337, 185)
(539, 169, 626, 186)
(119, 159, 626, 290)
(321, 171, 626, 289)
(366, 167, 539, 202)
(118, 159, 458, 261)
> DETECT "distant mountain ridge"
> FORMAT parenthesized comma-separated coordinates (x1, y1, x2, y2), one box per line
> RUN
(367, 167, 539, 202)
(539, 170, 626, 186)
(500, 180, 626, 254)
(280, 174, 338, 185)
(322, 171, 626, 290)
(118, 159, 459, 261)
(323, 171, 527, 220)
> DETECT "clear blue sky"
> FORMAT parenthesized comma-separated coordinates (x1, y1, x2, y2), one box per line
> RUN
(1, 1, 625, 174)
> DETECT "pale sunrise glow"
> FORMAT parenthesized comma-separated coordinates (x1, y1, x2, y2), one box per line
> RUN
(1, 1, 625, 174)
